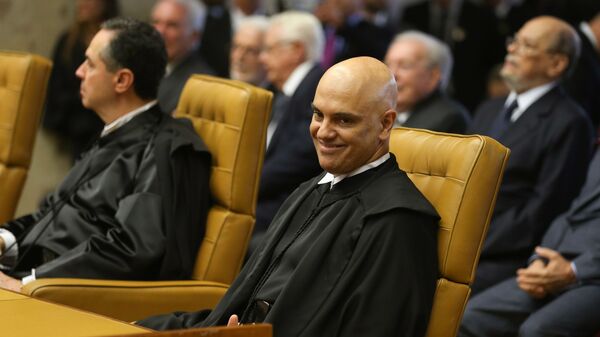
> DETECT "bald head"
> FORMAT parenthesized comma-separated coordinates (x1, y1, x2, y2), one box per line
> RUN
(310, 57, 397, 174)
(320, 56, 397, 114)
(501, 16, 580, 92)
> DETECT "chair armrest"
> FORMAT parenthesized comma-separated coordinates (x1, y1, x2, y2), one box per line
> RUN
(106, 324, 272, 337)
(22, 279, 230, 322)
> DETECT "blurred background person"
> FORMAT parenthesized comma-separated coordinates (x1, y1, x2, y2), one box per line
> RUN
(469, 16, 594, 294)
(385, 30, 471, 133)
(199, 0, 232, 77)
(230, 0, 264, 29)
(564, 7, 600, 130)
(315, 0, 393, 69)
(251, 11, 324, 254)
(152, 0, 215, 114)
(229, 15, 268, 86)
(397, 0, 505, 113)
(43, 0, 120, 161)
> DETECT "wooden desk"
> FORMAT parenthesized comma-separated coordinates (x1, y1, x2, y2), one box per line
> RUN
(0, 289, 148, 337)
(0, 289, 272, 337)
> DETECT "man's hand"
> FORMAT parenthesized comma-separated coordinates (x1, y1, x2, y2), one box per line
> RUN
(517, 247, 576, 298)
(517, 259, 548, 298)
(0, 270, 22, 292)
(227, 314, 239, 327)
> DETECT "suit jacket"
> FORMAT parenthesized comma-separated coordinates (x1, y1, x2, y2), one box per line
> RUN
(470, 86, 594, 262)
(538, 148, 600, 283)
(399, 1, 505, 112)
(565, 27, 600, 129)
(255, 65, 324, 233)
(158, 52, 216, 114)
(402, 90, 471, 134)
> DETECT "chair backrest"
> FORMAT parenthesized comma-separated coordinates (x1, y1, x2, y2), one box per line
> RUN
(389, 127, 510, 337)
(0, 50, 52, 223)
(175, 75, 272, 285)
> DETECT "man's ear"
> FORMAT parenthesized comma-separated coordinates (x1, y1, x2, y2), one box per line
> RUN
(546, 54, 569, 79)
(380, 109, 397, 139)
(114, 69, 134, 94)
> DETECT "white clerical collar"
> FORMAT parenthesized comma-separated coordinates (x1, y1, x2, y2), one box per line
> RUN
(318, 153, 391, 188)
(101, 100, 157, 137)
(580, 22, 599, 52)
(282, 61, 313, 97)
(505, 81, 556, 122)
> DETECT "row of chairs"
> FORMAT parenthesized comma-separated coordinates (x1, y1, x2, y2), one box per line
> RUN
(0, 50, 509, 337)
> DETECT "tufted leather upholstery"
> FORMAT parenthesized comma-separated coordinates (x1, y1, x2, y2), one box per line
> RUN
(0, 50, 52, 223)
(22, 75, 273, 322)
(389, 127, 510, 337)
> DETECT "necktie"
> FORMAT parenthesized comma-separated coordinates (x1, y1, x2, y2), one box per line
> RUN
(488, 100, 518, 139)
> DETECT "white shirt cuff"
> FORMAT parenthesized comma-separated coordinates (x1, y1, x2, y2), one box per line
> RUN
(0, 228, 19, 267)
(22, 269, 36, 285)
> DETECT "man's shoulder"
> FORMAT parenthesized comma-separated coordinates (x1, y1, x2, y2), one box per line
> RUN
(155, 112, 209, 156)
(536, 86, 590, 125)
(360, 158, 439, 220)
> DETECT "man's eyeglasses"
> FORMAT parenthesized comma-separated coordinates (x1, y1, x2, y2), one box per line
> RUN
(505, 35, 554, 56)
(231, 43, 262, 56)
(261, 40, 294, 54)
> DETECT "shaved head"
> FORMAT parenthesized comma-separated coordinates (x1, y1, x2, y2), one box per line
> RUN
(319, 56, 397, 114)
(310, 57, 398, 174)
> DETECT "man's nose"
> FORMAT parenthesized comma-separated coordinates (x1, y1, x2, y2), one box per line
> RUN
(75, 63, 85, 79)
(317, 119, 335, 139)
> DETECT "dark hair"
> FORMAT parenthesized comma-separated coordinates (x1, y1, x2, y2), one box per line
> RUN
(100, 17, 167, 100)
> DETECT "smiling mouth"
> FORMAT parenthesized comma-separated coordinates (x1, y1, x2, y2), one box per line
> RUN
(318, 141, 345, 153)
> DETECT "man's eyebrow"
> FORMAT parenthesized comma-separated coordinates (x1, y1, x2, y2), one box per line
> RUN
(311, 103, 319, 112)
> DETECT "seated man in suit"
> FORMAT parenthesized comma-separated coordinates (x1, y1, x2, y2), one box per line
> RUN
(384, 30, 471, 133)
(152, 0, 215, 114)
(229, 15, 268, 87)
(459, 145, 600, 337)
(138, 57, 439, 337)
(469, 16, 594, 294)
(0, 18, 210, 291)
(251, 11, 324, 252)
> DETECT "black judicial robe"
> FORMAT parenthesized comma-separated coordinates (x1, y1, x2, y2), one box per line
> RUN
(139, 156, 439, 337)
(2, 105, 211, 280)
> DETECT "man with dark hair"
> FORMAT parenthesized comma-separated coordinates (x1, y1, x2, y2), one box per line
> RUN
(0, 17, 211, 291)
(138, 57, 439, 337)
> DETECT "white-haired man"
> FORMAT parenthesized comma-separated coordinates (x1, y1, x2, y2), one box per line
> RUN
(385, 30, 470, 134)
(251, 11, 324, 251)
(229, 15, 268, 86)
(152, 0, 215, 113)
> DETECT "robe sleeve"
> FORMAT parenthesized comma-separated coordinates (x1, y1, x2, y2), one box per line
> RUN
(326, 210, 438, 337)
(33, 147, 168, 280)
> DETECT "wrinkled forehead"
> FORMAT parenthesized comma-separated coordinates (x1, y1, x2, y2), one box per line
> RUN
(518, 19, 559, 47)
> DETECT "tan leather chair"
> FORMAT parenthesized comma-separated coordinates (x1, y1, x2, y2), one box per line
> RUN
(389, 127, 510, 337)
(0, 50, 52, 223)
(22, 75, 273, 322)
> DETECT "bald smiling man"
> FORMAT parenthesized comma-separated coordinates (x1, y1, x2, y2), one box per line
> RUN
(138, 57, 440, 337)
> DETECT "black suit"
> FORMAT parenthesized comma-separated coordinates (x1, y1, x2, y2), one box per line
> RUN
(158, 52, 215, 114)
(402, 90, 471, 134)
(459, 148, 600, 337)
(565, 27, 600, 129)
(254, 65, 324, 244)
(469, 86, 594, 293)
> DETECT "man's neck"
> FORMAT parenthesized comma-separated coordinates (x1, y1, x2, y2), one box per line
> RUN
(99, 96, 153, 125)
